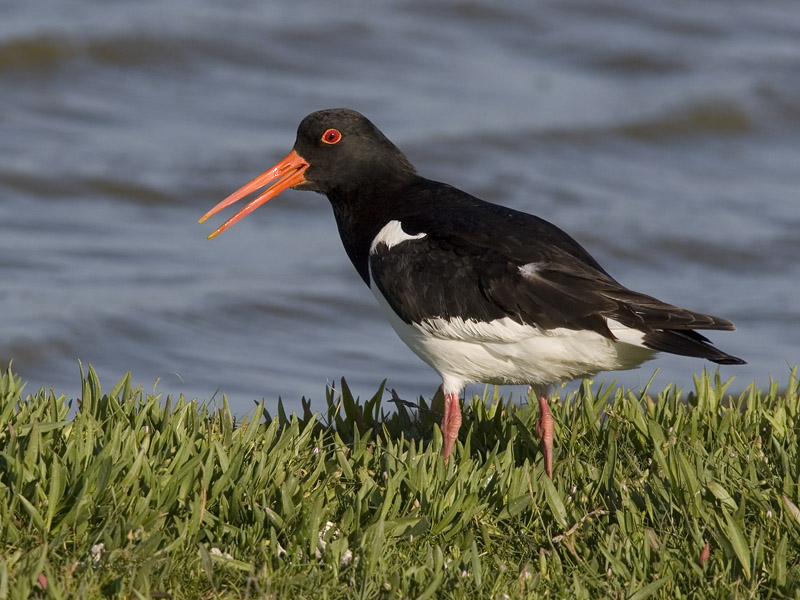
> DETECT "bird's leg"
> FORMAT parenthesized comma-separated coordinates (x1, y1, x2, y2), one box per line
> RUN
(441, 390, 462, 462)
(535, 394, 554, 478)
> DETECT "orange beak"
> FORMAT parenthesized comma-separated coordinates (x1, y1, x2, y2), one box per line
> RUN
(199, 150, 309, 239)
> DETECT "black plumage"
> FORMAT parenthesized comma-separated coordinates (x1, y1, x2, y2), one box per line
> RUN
(201, 107, 744, 475)
(362, 179, 741, 365)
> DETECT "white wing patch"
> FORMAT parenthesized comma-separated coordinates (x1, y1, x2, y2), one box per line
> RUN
(519, 262, 546, 278)
(370, 220, 426, 254)
(416, 316, 538, 343)
(606, 318, 647, 347)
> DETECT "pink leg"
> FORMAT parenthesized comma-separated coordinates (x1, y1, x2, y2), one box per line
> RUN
(535, 395, 554, 478)
(440, 390, 462, 462)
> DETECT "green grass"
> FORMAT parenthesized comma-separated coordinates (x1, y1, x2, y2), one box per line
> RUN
(1, 363, 799, 599)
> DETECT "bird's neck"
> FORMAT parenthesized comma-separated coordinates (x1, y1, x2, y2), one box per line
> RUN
(326, 174, 423, 285)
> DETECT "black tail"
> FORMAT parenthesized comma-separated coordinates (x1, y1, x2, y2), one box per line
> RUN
(643, 329, 746, 365)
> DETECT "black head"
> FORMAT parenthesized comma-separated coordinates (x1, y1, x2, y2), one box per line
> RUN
(292, 108, 416, 195)
(200, 108, 416, 238)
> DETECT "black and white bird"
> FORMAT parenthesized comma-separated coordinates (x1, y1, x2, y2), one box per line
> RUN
(200, 108, 744, 477)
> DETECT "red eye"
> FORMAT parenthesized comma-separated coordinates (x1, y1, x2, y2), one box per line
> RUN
(321, 128, 342, 145)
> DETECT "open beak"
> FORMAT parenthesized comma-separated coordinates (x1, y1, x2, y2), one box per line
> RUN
(199, 150, 309, 239)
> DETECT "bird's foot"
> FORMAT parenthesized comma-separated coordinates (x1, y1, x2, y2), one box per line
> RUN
(535, 394, 554, 479)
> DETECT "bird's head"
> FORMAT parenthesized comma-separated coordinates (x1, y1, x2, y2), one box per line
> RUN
(200, 108, 415, 239)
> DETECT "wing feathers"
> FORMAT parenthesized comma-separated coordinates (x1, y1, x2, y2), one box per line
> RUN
(368, 195, 743, 365)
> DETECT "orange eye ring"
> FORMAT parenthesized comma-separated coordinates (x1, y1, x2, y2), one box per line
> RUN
(321, 128, 342, 145)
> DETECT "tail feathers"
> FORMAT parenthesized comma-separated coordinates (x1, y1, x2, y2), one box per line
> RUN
(642, 329, 746, 365)
(602, 288, 739, 333)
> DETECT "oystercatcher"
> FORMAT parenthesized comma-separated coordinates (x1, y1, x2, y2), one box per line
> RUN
(200, 108, 744, 477)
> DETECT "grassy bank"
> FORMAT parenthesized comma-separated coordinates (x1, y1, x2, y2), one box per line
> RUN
(1, 364, 798, 599)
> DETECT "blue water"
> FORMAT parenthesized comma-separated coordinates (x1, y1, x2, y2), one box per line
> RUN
(2, 1, 799, 413)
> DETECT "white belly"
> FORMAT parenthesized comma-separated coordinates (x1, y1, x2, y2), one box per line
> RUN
(369, 279, 656, 394)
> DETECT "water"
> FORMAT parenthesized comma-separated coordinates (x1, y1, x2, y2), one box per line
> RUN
(2, 1, 799, 414)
